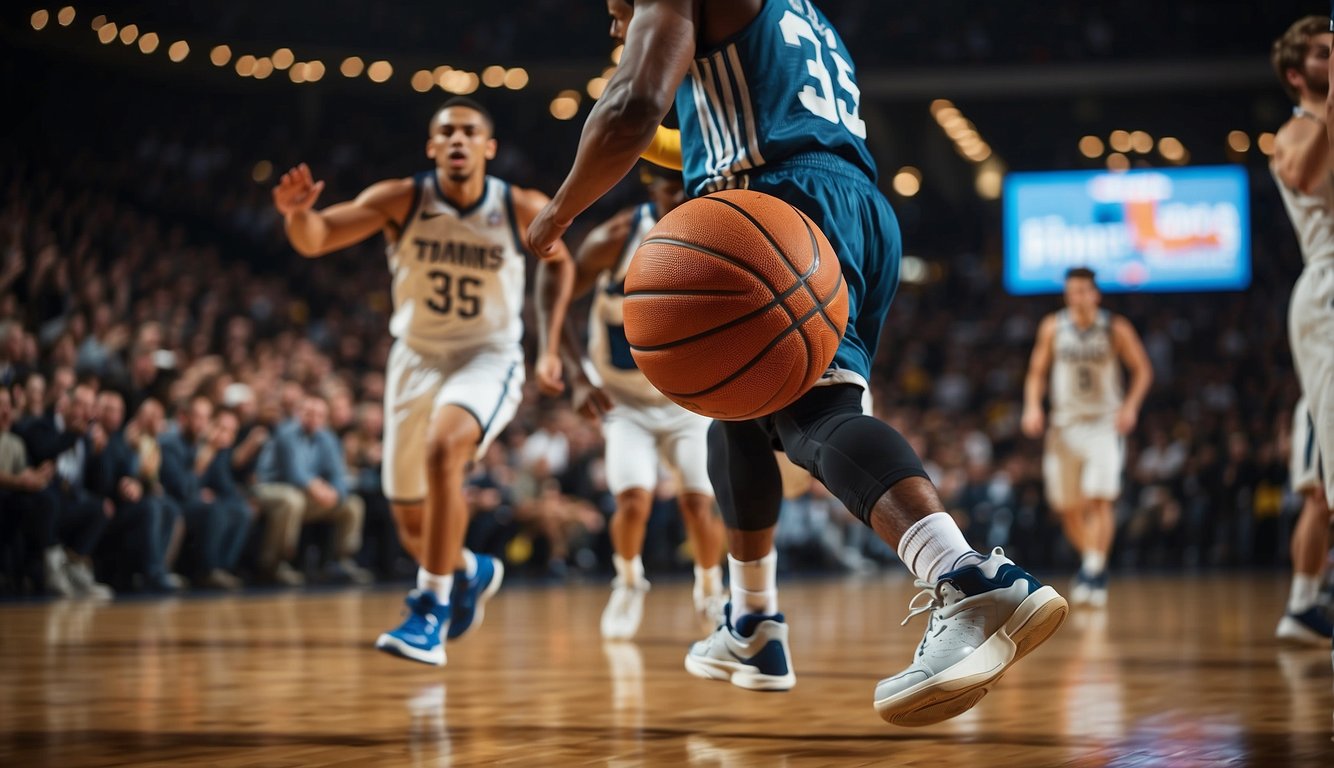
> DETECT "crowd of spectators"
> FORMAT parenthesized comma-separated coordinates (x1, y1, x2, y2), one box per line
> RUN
(1, 14, 1328, 600)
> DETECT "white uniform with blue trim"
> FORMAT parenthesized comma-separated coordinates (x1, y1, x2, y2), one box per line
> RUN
(1043, 309, 1125, 510)
(1273, 158, 1334, 501)
(382, 172, 527, 503)
(590, 203, 713, 496)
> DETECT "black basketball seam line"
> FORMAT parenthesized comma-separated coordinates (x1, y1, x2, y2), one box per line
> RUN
(640, 236, 785, 305)
(623, 288, 748, 298)
(627, 279, 809, 353)
(670, 267, 845, 401)
(701, 196, 841, 336)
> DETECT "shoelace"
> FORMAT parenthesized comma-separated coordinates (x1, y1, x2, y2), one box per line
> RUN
(900, 579, 949, 627)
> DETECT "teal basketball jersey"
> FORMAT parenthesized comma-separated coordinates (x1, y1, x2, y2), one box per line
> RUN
(675, 0, 876, 197)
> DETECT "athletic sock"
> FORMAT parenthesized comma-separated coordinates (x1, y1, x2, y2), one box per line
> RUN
(897, 512, 982, 583)
(693, 564, 723, 599)
(729, 552, 777, 617)
(417, 568, 454, 601)
(1289, 573, 1320, 614)
(1082, 551, 1107, 579)
(613, 554, 645, 587)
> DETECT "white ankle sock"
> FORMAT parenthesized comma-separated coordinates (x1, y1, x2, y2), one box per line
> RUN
(729, 552, 777, 616)
(418, 568, 453, 600)
(461, 549, 478, 579)
(897, 512, 981, 583)
(1082, 551, 1107, 578)
(1289, 573, 1320, 613)
(693, 564, 723, 599)
(613, 554, 645, 586)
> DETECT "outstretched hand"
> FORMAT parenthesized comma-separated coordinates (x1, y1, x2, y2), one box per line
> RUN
(273, 163, 325, 216)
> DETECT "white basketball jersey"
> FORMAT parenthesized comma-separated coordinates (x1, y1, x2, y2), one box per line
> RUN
(1050, 309, 1122, 426)
(387, 173, 527, 357)
(1272, 164, 1334, 267)
(589, 203, 673, 408)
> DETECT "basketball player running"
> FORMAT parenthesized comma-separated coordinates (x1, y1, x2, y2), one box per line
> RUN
(1272, 15, 1334, 645)
(273, 98, 574, 666)
(569, 165, 726, 639)
(529, 0, 1067, 725)
(1021, 267, 1152, 608)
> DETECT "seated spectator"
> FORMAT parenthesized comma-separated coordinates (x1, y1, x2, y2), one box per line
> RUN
(197, 406, 254, 589)
(89, 389, 182, 593)
(344, 400, 402, 578)
(15, 382, 114, 598)
(0, 386, 58, 594)
(254, 394, 371, 586)
(158, 395, 249, 590)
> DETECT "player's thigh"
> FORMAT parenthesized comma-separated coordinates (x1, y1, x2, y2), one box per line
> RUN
(1042, 428, 1082, 512)
(1076, 423, 1123, 502)
(603, 408, 661, 496)
(655, 406, 714, 497)
(435, 346, 525, 461)
(382, 341, 444, 504)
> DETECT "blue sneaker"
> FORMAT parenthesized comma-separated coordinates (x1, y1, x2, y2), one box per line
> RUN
(684, 603, 795, 691)
(376, 590, 450, 666)
(874, 547, 1068, 726)
(1276, 606, 1334, 646)
(447, 554, 504, 640)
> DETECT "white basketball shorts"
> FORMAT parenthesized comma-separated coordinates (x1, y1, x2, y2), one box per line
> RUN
(382, 339, 524, 503)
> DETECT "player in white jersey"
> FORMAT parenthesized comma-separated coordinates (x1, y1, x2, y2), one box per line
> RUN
(1271, 16, 1334, 645)
(1023, 267, 1152, 607)
(272, 98, 574, 666)
(566, 165, 726, 639)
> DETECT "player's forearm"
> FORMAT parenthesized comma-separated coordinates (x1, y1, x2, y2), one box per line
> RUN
(536, 257, 576, 359)
(283, 210, 332, 257)
(1124, 366, 1153, 414)
(1023, 374, 1046, 413)
(548, 94, 664, 225)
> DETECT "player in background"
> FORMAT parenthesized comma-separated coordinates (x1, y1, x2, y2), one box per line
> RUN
(1278, 397, 1333, 644)
(1022, 267, 1152, 607)
(567, 164, 726, 639)
(1272, 15, 1334, 645)
(273, 97, 574, 666)
(529, 0, 1067, 726)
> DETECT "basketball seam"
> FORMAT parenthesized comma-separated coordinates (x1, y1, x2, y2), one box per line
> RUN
(702, 196, 841, 337)
(672, 267, 845, 403)
(623, 289, 748, 298)
(638, 236, 783, 301)
(627, 274, 809, 353)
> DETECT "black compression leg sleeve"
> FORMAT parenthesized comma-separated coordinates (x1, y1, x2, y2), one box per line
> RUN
(772, 386, 929, 526)
(707, 419, 783, 531)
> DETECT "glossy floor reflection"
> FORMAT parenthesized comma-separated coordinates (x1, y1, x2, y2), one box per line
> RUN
(1, 575, 1331, 766)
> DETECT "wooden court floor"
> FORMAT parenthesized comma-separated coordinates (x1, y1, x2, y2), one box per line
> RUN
(1, 574, 1331, 767)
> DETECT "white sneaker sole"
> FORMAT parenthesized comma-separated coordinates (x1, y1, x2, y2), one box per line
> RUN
(684, 650, 796, 691)
(874, 586, 1068, 727)
(376, 633, 446, 666)
(1276, 615, 1332, 646)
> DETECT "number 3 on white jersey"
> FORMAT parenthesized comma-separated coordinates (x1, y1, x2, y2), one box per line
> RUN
(778, 10, 867, 138)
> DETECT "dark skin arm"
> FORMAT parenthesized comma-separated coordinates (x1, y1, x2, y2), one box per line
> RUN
(560, 209, 637, 418)
(527, 0, 698, 256)
(512, 187, 575, 396)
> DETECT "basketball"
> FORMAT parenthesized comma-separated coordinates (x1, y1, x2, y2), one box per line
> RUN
(622, 189, 849, 420)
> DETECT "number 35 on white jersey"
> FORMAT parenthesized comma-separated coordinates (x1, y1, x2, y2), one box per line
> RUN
(387, 172, 528, 356)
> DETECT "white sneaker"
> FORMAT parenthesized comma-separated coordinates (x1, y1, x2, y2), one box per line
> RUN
(43, 548, 75, 598)
(64, 560, 113, 600)
(693, 593, 726, 635)
(601, 577, 650, 640)
(684, 603, 795, 691)
(874, 548, 1067, 727)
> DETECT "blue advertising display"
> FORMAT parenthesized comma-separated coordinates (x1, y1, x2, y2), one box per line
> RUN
(1002, 166, 1250, 294)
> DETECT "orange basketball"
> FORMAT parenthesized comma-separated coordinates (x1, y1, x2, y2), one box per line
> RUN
(622, 189, 849, 421)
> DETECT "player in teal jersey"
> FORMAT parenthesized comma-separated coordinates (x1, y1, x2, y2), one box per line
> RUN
(530, 0, 1067, 725)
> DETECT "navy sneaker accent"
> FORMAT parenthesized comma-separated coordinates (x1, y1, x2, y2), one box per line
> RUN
(447, 554, 504, 641)
(1276, 606, 1334, 646)
(376, 590, 450, 666)
(875, 547, 1068, 726)
(684, 603, 795, 691)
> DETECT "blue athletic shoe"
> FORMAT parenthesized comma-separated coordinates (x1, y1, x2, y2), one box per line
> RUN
(874, 547, 1068, 726)
(376, 590, 450, 666)
(684, 602, 795, 691)
(1276, 606, 1334, 646)
(447, 554, 504, 641)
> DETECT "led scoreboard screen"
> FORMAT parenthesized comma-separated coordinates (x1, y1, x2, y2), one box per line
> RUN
(1002, 166, 1250, 294)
